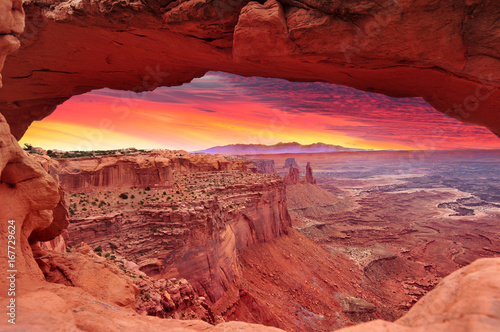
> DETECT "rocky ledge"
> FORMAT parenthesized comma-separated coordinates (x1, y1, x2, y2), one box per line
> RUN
(39, 152, 291, 307)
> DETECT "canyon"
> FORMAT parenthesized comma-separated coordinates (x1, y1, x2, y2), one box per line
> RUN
(257, 150, 500, 322)
(0, 0, 500, 331)
(32, 149, 380, 330)
(14, 147, 500, 331)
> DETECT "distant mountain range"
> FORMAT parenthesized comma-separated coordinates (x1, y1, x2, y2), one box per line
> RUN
(194, 142, 369, 155)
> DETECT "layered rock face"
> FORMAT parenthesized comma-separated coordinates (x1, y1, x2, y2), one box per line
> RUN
(335, 258, 500, 332)
(35, 151, 254, 192)
(305, 162, 316, 185)
(0, 112, 68, 290)
(0, 122, 287, 330)
(52, 154, 291, 305)
(1, 0, 500, 139)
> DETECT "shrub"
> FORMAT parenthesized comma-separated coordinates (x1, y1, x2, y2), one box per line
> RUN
(131, 194, 135, 199)
(105, 253, 111, 258)
(119, 193, 128, 199)
(94, 246, 102, 253)
(145, 187, 151, 191)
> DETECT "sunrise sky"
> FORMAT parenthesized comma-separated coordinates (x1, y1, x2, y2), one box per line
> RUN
(19, 71, 500, 152)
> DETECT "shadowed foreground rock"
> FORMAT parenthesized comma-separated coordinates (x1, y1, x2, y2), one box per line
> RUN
(336, 258, 500, 332)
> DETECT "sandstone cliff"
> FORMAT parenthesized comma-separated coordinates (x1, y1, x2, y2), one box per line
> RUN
(0, 112, 68, 289)
(35, 151, 256, 192)
(0, 112, 286, 331)
(45, 154, 292, 305)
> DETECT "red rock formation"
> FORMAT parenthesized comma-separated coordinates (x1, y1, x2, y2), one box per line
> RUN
(34, 245, 139, 309)
(1, 0, 500, 139)
(305, 162, 316, 184)
(283, 166, 300, 185)
(0, 112, 66, 290)
(1, 2, 500, 330)
(0, 0, 23, 88)
(0, 113, 286, 331)
(35, 151, 255, 192)
(134, 276, 217, 322)
(2, 112, 500, 331)
(51, 155, 291, 305)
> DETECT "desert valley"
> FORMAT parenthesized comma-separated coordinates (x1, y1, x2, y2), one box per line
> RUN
(14, 145, 499, 331)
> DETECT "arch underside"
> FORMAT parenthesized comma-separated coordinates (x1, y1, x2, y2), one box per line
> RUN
(0, 0, 499, 139)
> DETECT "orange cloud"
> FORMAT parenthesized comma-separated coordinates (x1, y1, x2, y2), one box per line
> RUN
(19, 72, 500, 151)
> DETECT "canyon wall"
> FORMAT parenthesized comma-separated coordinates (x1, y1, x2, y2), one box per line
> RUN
(67, 180, 291, 304)
(0, 112, 284, 330)
(45, 153, 291, 305)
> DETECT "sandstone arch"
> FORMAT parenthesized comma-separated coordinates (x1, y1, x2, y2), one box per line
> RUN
(0, 0, 499, 139)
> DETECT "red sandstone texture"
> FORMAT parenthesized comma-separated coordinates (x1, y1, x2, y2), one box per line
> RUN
(0, 0, 499, 138)
(283, 161, 316, 185)
(41, 152, 290, 305)
(35, 150, 258, 192)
